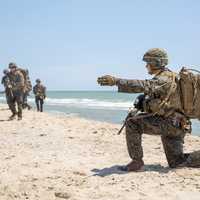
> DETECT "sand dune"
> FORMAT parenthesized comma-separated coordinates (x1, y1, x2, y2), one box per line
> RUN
(0, 104, 200, 200)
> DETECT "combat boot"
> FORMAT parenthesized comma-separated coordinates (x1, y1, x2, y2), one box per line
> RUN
(177, 151, 200, 168)
(17, 112, 22, 121)
(27, 105, 32, 110)
(119, 159, 144, 172)
(18, 116, 22, 121)
(9, 113, 17, 120)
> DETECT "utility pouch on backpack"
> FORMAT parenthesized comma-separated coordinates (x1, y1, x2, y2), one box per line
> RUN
(179, 67, 200, 119)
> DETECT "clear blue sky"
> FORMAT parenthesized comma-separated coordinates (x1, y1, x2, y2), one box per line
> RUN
(0, 0, 199, 90)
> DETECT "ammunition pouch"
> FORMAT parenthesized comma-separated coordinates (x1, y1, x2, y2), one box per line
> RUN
(134, 94, 145, 112)
(169, 112, 191, 133)
(36, 93, 45, 99)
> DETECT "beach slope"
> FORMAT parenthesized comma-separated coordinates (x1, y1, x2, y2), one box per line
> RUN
(0, 105, 200, 200)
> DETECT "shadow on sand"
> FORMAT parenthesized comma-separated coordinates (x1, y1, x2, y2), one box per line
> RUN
(0, 108, 9, 111)
(0, 119, 10, 122)
(91, 164, 171, 177)
(0, 108, 10, 122)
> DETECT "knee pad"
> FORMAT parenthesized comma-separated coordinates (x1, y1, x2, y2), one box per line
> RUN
(186, 151, 200, 167)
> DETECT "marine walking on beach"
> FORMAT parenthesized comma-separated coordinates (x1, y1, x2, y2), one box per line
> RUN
(8, 62, 25, 120)
(98, 48, 200, 171)
(33, 79, 46, 112)
(22, 69, 32, 110)
(1, 69, 13, 111)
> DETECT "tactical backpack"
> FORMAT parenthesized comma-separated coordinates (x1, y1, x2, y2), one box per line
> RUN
(179, 67, 200, 119)
(17, 68, 32, 92)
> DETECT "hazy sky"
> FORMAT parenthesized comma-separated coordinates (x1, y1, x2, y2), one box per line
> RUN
(0, 0, 199, 90)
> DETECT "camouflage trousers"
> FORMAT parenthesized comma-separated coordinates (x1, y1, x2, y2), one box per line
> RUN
(22, 92, 31, 110)
(35, 96, 44, 112)
(5, 89, 13, 111)
(8, 90, 23, 117)
(125, 113, 200, 168)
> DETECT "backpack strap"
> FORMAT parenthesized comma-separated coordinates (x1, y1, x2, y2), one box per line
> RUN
(193, 75, 198, 105)
(186, 68, 200, 73)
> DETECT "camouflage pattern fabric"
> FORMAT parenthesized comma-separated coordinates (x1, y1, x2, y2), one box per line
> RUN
(35, 96, 44, 112)
(117, 69, 183, 117)
(24, 75, 32, 93)
(33, 84, 46, 99)
(125, 113, 186, 168)
(18, 68, 32, 93)
(1, 75, 10, 88)
(9, 70, 25, 91)
(118, 68, 200, 168)
(143, 48, 168, 68)
(1, 74, 13, 110)
(9, 90, 24, 117)
(97, 47, 200, 168)
(22, 92, 31, 110)
(9, 70, 25, 118)
(184, 150, 200, 167)
(33, 84, 46, 112)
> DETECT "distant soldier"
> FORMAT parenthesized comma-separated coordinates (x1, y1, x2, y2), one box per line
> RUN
(1, 69, 13, 110)
(22, 69, 32, 110)
(98, 48, 200, 171)
(33, 79, 46, 112)
(8, 62, 25, 120)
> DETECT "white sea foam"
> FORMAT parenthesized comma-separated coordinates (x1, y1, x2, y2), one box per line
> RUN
(0, 92, 132, 110)
(44, 98, 132, 110)
(0, 96, 132, 110)
(48, 110, 79, 117)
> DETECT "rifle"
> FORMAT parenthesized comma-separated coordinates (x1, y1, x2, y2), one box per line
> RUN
(117, 94, 146, 135)
(117, 108, 138, 135)
(8, 88, 13, 99)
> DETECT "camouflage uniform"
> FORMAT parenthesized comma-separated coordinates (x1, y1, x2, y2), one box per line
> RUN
(1, 70, 13, 110)
(117, 69, 189, 168)
(33, 81, 46, 112)
(98, 48, 200, 169)
(9, 68, 25, 119)
(22, 70, 32, 110)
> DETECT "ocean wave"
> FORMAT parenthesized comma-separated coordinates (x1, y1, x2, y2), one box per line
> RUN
(44, 98, 132, 110)
(0, 96, 132, 110)
(48, 110, 79, 117)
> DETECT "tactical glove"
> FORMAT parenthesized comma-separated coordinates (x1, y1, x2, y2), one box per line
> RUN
(97, 75, 119, 86)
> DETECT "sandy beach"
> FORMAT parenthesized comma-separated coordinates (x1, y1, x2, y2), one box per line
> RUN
(0, 104, 200, 200)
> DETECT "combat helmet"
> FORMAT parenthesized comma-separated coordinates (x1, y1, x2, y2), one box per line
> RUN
(8, 62, 17, 69)
(3, 69, 9, 74)
(36, 79, 41, 83)
(143, 48, 168, 68)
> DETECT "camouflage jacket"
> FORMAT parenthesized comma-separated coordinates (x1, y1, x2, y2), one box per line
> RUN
(33, 84, 46, 98)
(116, 69, 183, 117)
(1, 75, 11, 88)
(9, 70, 25, 91)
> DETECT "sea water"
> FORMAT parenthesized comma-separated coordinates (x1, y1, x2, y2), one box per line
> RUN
(0, 91, 199, 136)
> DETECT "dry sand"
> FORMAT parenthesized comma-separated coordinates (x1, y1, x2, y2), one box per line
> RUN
(0, 104, 200, 200)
